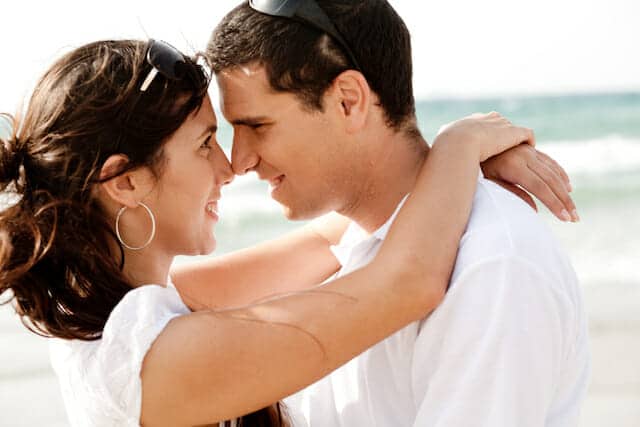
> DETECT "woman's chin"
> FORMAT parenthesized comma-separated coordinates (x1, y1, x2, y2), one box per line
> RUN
(201, 238, 217, 255)
(181, 238, 217, 257)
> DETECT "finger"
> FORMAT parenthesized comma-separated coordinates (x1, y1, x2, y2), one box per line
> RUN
(492, 179, 538, 212)
(529, 158, 577, 217)
(541, 155, 571, 193)
(536, 150, 572, 191)
(526, 162, 577, 222)
(535, 151, 568, 187)
(519, 127, 535, 147)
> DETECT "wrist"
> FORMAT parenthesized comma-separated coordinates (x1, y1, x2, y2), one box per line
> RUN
(431, 130, 484, 164)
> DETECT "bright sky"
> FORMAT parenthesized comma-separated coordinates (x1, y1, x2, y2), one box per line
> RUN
(1, 0, 638, 113)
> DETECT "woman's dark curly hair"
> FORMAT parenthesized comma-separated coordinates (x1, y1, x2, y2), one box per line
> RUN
(0, 39, 209, 340)
(0, 39, 289, 427)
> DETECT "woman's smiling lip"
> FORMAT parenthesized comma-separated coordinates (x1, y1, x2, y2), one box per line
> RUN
(205, 200, 219, 221)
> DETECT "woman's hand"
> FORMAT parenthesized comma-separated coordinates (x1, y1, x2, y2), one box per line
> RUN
(435, 112, 578, 222)
(481, 145, 578, 222)
(435, 112, 535, 162)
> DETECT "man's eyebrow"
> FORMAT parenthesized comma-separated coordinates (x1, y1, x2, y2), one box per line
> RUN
(196, 124, 218, 140)
(230, 116, 271, 126)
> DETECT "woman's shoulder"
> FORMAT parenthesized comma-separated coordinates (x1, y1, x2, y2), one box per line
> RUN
(49, 284, 191, 426)
(104, 283, 190, 338)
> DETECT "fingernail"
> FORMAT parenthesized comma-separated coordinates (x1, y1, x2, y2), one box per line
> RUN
(561, 209, 572, 222)
(568, 182, 573, 192)
(571, 209, 580, 222)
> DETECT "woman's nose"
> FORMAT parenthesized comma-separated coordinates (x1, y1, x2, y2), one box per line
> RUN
(231, 134, 259, 176)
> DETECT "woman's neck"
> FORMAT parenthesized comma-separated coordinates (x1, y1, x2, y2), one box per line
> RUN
(121, 248, 173, 288)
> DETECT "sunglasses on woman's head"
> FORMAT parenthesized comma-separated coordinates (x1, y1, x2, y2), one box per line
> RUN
(249, 0, 362, 72)
(140, 39, 188, 92)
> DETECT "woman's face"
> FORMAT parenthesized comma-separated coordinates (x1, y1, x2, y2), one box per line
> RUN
(144, 95, 233, 256)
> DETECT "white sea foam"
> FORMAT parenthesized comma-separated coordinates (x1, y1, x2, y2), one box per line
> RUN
(539, 135, 640, 176)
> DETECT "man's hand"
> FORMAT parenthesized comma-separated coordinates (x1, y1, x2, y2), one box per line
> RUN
(481, 144, 578, 222)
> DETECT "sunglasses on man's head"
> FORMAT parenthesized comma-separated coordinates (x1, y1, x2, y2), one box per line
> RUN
(249, 0, 362, 72)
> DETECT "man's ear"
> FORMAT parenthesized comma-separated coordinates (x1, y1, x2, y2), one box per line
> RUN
(331, 70, 372, 133)
(98, 154, 153, 209)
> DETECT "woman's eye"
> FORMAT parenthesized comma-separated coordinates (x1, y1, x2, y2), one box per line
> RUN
(200, 134, 213, 149)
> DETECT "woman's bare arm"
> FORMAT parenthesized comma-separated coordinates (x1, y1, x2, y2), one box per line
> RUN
(140, 113, 533, 426)
(171, 212, 349, 310)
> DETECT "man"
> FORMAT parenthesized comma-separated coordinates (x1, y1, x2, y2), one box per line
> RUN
(206, 1, 590, 425)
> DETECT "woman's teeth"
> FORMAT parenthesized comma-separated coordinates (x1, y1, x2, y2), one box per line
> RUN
(206, 202, 218, 215)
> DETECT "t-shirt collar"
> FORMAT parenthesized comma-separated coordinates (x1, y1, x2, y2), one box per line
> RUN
(330, 195, 409, 265)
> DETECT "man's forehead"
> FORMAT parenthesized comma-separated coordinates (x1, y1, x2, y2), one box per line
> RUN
(216, 65, 269, 105)
(215, 65, 299, 118)
(217, 62, 269, 88)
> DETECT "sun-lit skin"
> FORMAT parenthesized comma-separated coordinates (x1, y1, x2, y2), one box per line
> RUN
(146, 98, 234, 254)
(216, 63, 427, 232)
(98, 96, 234, 286)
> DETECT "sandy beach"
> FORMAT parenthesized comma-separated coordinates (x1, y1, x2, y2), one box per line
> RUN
(581, 283, 640, 426)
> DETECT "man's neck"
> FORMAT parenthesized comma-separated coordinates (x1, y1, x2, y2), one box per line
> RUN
(338, 130, 429, 234)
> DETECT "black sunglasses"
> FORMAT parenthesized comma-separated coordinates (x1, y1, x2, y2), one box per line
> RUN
(249, 0, 362, 72)
(140, 39, 188, 92)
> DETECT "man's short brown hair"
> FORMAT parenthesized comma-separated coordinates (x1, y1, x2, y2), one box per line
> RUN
(207, 0, 417, 131)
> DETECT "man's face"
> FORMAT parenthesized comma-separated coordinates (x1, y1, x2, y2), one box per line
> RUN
(216, 64, 358, 220)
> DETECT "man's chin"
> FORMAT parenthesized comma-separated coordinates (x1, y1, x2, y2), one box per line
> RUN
(281, 205, 305, 221)
(280, 203, 329, 222)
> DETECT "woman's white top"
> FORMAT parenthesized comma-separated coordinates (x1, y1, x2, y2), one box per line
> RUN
(49, 284, 190, 426)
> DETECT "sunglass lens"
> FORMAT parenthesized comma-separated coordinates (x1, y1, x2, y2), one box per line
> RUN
(250, 0, 297, 16)
(148, 40, 186, 80)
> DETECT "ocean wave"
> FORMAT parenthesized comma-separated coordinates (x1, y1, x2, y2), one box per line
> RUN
(539, 135, 640, 176)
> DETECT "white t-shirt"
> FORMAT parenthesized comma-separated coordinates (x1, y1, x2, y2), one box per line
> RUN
(49, 284, 190, 426)
(285, 178, 591, 427)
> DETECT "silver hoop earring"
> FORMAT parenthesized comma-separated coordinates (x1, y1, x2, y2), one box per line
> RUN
(115, 202, 156, 250)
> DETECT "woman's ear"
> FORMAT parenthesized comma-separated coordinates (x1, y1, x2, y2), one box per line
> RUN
(331, 70, 372, 133)
(98, 154, 153, 209)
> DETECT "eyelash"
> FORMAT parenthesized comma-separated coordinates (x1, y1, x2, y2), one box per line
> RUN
(200, 134, 213, 150)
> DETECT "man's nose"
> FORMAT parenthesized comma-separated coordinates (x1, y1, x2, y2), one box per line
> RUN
(219, 158, 234, 186)
(231, 133, 259, 175)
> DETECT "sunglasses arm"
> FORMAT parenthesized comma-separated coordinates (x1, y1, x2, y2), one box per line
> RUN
(140, 68, 159, 92)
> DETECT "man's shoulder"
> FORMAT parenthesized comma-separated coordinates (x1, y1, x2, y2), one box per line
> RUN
(464, 177, 546, 240)
(451, 179, 576, 291)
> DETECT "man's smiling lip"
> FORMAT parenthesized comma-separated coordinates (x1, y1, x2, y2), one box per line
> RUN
(205, 199, 219, 221)
(264, 175, 285, 189)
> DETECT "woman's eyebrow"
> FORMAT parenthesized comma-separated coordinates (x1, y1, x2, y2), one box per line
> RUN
(196, 124, 218, 140)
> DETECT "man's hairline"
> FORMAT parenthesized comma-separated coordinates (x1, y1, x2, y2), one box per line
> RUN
(214, 61, 419, 135)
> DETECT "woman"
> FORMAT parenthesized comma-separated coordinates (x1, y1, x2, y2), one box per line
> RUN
(0, 40, 573, 426)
